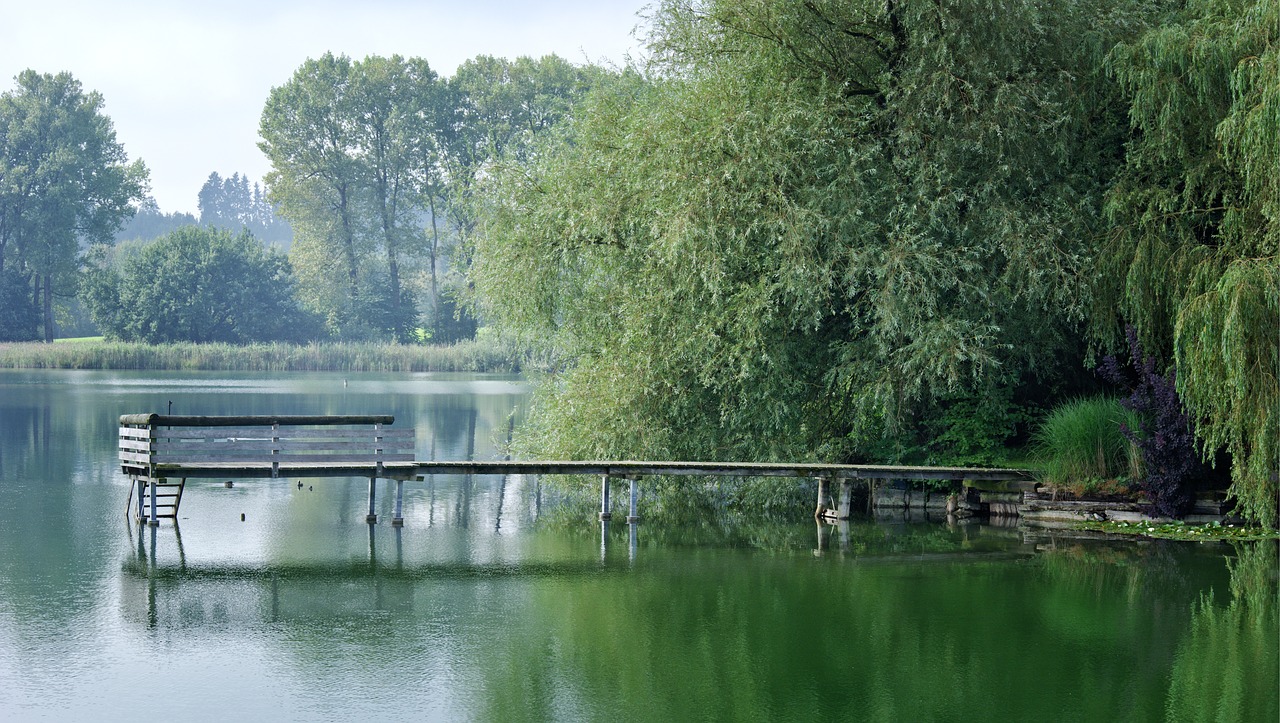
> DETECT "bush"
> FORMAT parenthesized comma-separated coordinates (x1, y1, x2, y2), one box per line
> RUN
(82, 227, 322, 344)
(1034, 396, 1141, 489)
(1099, 325, 1204, 518)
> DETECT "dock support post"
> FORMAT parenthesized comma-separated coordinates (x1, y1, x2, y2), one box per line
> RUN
(814, 476, 831, 519)
(599, 474, 612, 521)
(392, 480, 404, 527)
(366, 477, 378, 524)
(148, 480, 159, 527)
(835, 479, 854, 520)
(136, 479, 147, 523)
(626, 478, 639, 523)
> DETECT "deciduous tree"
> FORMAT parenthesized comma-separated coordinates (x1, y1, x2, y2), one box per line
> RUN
(0, 70, 146, 341)
(83, 226, 319, 344)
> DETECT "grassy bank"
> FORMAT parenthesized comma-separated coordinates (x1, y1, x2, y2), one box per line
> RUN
(0, 338, 525, 373)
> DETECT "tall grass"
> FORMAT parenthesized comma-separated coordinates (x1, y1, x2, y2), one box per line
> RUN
(1033, 396, 1142, 487)
(0, 338, 532, 373)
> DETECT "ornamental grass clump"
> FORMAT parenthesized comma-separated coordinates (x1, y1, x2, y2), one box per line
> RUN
(1034, 396, 1141, 490)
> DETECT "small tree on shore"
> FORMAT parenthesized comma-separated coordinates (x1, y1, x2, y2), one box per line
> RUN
(82, 226, 320, 344)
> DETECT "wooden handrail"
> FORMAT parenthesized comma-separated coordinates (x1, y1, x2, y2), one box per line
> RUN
(119, 414, 396, 427)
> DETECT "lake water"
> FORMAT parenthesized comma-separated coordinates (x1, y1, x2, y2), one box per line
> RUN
(0, 369, 1275, 721)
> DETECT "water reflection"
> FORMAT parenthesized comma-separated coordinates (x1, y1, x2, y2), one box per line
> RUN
(1, 370, 1276, 721)
(1167, 541, 1279, 721)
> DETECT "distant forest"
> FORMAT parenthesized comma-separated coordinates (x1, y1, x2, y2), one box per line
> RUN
(117, 172, 293, 248)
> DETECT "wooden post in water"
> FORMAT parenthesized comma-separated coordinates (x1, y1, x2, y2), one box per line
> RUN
(392, 479, 405, 527)
(148, 480, 159, 527)
(836, 479, 854, 520)
(366, 477, 378, 524)
(626, 477, 640, 523)
(136, 479, 147, 523)
(599, 474, 612, 521)
(814, 476, 832, 519)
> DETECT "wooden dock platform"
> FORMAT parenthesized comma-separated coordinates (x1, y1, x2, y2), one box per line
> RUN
(120, 413, 1035, 526)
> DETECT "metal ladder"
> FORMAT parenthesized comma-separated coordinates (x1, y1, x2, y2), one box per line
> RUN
(126, 477, 186, 524)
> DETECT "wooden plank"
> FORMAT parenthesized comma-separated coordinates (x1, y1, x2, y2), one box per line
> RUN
(119, 414, 396, 427)
(150, 462, 421, 480)
(148, 426, 413, 440)
(153, 435, 414, 450)
(159, 452, 416, 464)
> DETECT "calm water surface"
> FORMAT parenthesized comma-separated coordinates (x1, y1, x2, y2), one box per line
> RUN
(0, 369, 1275, 721)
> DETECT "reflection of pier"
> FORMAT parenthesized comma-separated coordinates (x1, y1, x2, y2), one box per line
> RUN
(120, 413, 1033, 528)
(121, 521, 636, 630)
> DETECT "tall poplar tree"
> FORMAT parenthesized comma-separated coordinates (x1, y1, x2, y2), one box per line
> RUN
(260, 53, 368, 336)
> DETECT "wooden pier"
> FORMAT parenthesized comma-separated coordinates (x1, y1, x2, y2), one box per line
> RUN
(120, 413, 1034, 526)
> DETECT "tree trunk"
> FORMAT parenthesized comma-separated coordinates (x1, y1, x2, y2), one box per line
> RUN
(41, 273, 54, 342)
(428, 195, 441, 335)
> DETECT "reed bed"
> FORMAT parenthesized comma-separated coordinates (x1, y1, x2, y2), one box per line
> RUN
(0, 338, 528, 373)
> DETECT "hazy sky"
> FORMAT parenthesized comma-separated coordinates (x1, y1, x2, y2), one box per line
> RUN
(1, 0, 650, 215)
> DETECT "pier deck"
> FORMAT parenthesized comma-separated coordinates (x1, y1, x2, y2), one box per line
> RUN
(120, 413, 1035, 526)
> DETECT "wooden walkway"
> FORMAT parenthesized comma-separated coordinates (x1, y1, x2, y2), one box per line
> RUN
(120, 413, 1035, 526)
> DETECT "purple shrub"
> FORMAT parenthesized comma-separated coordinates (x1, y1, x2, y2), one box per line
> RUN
(1097, 326, 1201, 518)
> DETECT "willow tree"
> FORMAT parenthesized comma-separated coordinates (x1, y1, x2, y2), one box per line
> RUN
(1100, 0, 1278, 523)
(473, 0, 1159, 463)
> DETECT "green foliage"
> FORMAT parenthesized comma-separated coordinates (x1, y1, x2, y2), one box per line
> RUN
(1099, 0, 1278, 523)
(114, 197, 197, 243)
(260, 53, 599, 343)
(475, 0, 1157, 464)
(1033, 397, 1141, 488)
(1034, 396, 1141, 486)
(82, 226, 320, 344)
(1166, 542, 1280, 721)
(0, 267, 38, 341)
(0, 69, 147, 340)
(919, 389, 1039, 467)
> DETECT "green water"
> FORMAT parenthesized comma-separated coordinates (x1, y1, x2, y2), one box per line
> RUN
(0, 370, 1275, 721)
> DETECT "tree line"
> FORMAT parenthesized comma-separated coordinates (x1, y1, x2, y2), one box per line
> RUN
(0, 53, 594, 346)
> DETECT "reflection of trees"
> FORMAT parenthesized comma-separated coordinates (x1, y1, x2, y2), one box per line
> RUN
(472, 535, 1235, 721)
(1166, 541, 1279, 722)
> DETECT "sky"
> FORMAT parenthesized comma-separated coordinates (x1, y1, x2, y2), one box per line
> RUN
(1, 0, 650, 215)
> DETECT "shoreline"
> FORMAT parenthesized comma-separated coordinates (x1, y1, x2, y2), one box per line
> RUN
(0, 338, 525, 373)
